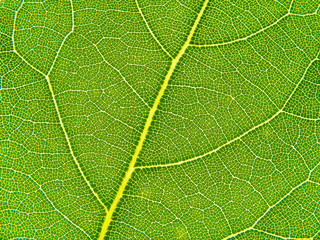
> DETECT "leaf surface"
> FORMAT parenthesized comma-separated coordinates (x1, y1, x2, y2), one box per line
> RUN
(1, 0, 320, 239)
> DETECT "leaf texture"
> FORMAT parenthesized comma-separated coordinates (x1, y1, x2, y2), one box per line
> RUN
(1, 0, 320, 239)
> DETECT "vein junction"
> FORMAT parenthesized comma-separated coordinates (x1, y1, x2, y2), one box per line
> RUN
(98, 0, 209, 238)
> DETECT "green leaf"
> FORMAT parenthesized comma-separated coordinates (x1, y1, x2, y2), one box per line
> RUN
(1, 0, 320, 239)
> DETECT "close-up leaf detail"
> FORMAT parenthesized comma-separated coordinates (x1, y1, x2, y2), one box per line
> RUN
(1, 0, 320, 239)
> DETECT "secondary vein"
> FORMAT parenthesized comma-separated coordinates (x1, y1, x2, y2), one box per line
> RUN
(135, 51, 320, 170)
(97, 0, 210, 238)
(12, 0, 108, 218)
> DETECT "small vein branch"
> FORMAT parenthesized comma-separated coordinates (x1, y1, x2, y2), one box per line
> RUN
(190, 12, 290, 48)
(74, 32, 151, 109)
(135, 0, 173, 59)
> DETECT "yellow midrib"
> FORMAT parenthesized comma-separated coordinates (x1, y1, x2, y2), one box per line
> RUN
(97, 0, 209, 238)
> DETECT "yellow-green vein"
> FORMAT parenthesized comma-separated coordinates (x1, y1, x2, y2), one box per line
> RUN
(97, 0, 210, 238)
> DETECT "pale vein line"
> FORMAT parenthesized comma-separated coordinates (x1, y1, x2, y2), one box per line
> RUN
(288, 0, 295, 13)
(0, 31, 11, 38)
(250, 228, 315, 240)
(190, 7, 320, 49)
(135, 0, 173, 59)
(45, 1, 108, 213)
(47, 0, 74, 76)
(1, 114, 60, 125)
(313, 229, 320, 240)
(135, 110, 281, 170)
(290, 11, 320, 16)
(135, 52, 319, 170)
(12, 0, 108, 215)
(42, 74, 110, 210)
(282, 110, 320, 121)
(190, 12, 290, 48)
(1, 167, 92, 240)
(97, 1, 210, 238)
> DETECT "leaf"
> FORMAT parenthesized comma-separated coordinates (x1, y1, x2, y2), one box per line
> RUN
(1, 0, 320, 239)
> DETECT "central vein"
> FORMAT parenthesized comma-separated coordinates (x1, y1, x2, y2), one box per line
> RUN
(98, 0, 209, 238)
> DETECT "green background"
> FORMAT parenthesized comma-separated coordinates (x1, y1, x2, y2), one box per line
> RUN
(1, 0, 320, 239)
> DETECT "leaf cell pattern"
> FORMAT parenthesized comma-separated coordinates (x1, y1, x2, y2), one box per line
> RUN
(1, 0, 320, 239)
